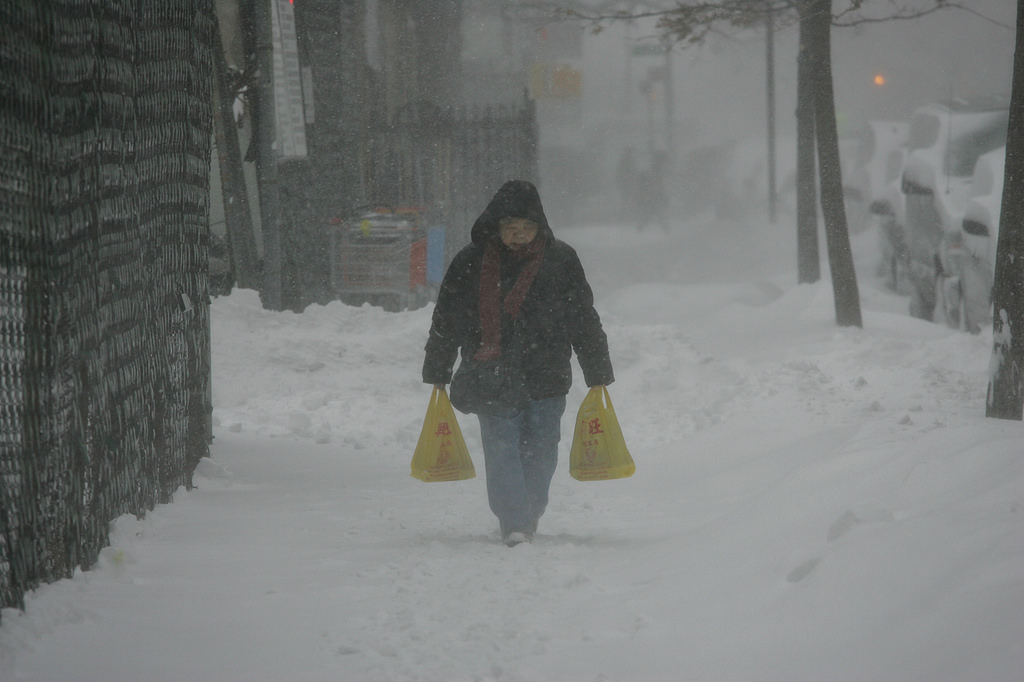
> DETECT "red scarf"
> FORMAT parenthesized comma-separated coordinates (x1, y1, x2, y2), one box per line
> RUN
(474, 235, 547, 361)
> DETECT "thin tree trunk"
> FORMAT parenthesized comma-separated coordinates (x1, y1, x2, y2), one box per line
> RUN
(987, 0, 1024, 420)
(795, 5, 820, 283)
(806, 0, 862, 327)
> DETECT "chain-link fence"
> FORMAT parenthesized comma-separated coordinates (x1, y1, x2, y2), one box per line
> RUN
(0, 0, 215, 616)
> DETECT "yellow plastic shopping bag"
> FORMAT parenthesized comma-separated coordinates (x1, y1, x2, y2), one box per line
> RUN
(411, 387, 476, 482)
(569, 386, 635, 481)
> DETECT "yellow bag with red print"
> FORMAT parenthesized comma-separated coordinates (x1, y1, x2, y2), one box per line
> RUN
(411, 387, 476, 482)
(569, 386, 635, 481)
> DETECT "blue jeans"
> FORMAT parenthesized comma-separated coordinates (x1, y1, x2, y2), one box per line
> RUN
(477, 396, 567, 536)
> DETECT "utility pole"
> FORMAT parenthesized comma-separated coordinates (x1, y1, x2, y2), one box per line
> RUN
(253, 0, 284, 310)
(211, 10, 260, 290)
(664, 43, 674, 165)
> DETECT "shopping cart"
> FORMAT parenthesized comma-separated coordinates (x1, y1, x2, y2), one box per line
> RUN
(330, 209, 429, 311)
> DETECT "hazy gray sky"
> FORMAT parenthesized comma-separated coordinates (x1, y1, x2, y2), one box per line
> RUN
(576, 1, 1016, 148)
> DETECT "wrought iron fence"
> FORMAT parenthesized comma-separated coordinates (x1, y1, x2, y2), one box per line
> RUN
(273, 97, 538, 311)
(362, 99, 539, 257)
(0, 0, 215, 616)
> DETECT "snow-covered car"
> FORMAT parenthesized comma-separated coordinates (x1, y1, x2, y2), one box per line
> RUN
(870, 142, 911, 293)
(899, 96, 1009, 321)
(845, 119, 909, 235)
(935, 146, 1005, 332)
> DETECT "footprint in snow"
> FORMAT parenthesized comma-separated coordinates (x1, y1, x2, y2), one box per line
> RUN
(786, 557, 821, 583)
(827, 506, 894, 542)
(788, 505, 894, 583)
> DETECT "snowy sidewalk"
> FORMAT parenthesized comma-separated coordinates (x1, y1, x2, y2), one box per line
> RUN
(3, 221, 1023, 681)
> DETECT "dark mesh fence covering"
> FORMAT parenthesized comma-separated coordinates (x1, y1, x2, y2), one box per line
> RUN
(0, 0, 215, 615)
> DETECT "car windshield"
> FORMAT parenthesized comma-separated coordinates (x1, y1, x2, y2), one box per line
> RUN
(885, 148, 905, 183)
(855, 128, 875, 167)
(945, 112, 1008, 177)
(907, 113, 940, 151)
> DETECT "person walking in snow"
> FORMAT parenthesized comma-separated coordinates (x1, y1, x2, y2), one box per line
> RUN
(635, 151, 669, 231)
(422, 180, 614, 547)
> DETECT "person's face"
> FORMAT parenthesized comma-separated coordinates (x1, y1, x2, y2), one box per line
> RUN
(499, 218, 539, 251)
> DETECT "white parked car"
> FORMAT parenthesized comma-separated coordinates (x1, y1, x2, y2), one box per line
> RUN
(899, 96, 1009, 321)
(936, 146, 1005, 332)
(870, 141, 912, 292)
(845, 120, 909, 235)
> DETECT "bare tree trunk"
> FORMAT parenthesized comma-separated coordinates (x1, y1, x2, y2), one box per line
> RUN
(987, 0, 1024, 420)
(795, 4, 820, 284)
(805, 0, 862, 327)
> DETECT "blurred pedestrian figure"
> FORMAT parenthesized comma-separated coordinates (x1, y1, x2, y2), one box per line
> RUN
(636, 151, 669, 231)
(615, 147, 639, 219)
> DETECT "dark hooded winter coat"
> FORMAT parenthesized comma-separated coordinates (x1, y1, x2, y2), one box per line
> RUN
(422, 180, 613, 409)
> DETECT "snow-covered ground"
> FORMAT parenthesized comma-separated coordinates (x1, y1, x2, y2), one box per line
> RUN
(2, 214, 1022, 681)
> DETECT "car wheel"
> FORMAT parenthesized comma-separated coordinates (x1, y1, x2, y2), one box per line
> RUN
(895, 257, 912, 296)
(909, 277, 935, 321)
(884, 254, 899, 292)
(935, 276, 972, 331)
